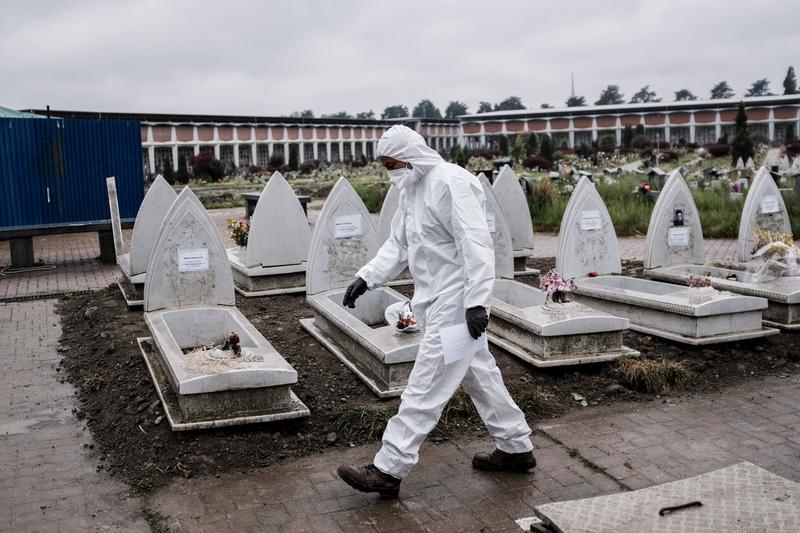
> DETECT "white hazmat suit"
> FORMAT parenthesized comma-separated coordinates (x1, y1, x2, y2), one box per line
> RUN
(356, 125, 533, 479)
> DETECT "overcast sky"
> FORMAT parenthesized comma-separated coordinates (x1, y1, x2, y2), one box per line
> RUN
(1, 0, 798, 117)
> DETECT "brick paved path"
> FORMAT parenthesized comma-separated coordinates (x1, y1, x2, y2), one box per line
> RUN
(1, 298, 798, 531)
(144, 374, 800, 532)
(0, 300, 146, 532)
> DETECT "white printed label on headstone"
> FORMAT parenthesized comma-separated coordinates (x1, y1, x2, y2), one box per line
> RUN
(486, 212, 496, 232)
(178, 248, 209, 272)
(668, 227, 691, 247)
(760, 195, 780, 214)
(334, 214, 362, 238)
(579, 210, 602, 231)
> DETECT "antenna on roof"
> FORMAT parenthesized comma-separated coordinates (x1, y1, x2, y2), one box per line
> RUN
(570, 72, 575, 98)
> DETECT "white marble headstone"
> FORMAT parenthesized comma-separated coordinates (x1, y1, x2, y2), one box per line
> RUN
(377, 184, 401, 246)
(105, 177, 127, 256)
(244, 171, 311, 267)
(643, 170, 705, 269)
(478, 174, 515, 280)
(306, 178, 378, 296)
(745, 157, 755, 169)
(493, 165, 534, 253)
(556, 177, 621, 279)
(737, 167, 792, 261)
(129, 175, 177, 276)
(144, 187, 235, 312)
(735, 157, 745, 170)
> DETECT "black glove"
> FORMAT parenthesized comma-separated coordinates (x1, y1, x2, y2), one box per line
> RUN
(465, 306, 489, 339)
(343, 277, 368, 308)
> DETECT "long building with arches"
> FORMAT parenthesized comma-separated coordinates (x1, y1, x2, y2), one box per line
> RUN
(30, 94, 800, 174)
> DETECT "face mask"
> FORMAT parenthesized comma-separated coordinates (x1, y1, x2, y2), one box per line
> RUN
(387, 167, 413, 188)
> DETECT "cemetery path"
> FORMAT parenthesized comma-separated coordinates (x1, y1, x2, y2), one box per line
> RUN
(2, 296, 799, 532)
(143, 373, 800, 532)
(0, 299, 148, 532)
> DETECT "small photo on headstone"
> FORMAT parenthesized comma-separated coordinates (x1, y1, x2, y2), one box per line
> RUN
(672, 208, 684, 227)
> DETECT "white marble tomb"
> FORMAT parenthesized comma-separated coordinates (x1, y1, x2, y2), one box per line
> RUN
(138, 187, 308, 430)
(644, 168, 800, 330)
(492, 165, 539, 276)
(227, 172, 310, 296)
(557, 177, 777, 345)
(300, 178, 421, 398)
(106, 175, 177, 307)
(479, 175, 638, 366)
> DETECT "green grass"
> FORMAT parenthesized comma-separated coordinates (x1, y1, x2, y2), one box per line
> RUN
(531, 175, 800, 238)
(352, 179, 390, 213)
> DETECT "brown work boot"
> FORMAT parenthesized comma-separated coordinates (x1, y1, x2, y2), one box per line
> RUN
(337, 464, 401, 499)
(472, 449, 537, 473)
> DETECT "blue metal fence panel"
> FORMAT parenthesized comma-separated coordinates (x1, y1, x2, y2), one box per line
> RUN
(0, 117, 143, 228)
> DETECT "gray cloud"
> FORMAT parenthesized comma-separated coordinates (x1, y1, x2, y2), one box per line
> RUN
(1, 0, 798, 116)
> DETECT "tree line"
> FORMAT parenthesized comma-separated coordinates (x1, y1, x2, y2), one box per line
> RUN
(567, 66, 797, 107)
(289, 66, 798, 119)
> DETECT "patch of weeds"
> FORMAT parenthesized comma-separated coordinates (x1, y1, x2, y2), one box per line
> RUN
(568, 447, 578, 458)
(614, 356, 691, 394)
(144, 509, 170, 533)
(135, 477, 155, 493)
(513, 387, 557, 416)
(440, 387, 477, 428)
(333, 407, 393, 442)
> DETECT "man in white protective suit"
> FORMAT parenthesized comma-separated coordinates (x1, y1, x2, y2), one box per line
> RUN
(336, 125, 535, 499)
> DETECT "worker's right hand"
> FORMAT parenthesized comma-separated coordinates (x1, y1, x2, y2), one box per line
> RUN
(343, 277, 368, 308)
(465, 306, 489, 339)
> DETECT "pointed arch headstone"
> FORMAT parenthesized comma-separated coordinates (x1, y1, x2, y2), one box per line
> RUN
(144, 187, 235, 312)
(493, 165, 535, 253)
(478, 174, 514, 280)
(737, 167, 792, 261)
(244, 172, 311, 267)
(306, 178, 378, 295)
(643, 170, 705, 269)
(377, 184, 401, 245)
(129, 175, 178, 276)
(556, 177, 621, 279)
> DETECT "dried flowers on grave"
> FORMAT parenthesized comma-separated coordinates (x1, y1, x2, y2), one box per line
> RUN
(228, 218, 250, 247)
(539, 269, 575, 303)
(221, 331, 241, 357)
(688, 275, 712, 288)
(753, 229, 794, 253)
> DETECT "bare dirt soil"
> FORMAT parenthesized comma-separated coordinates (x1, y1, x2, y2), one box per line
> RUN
(56, 257, 800, 491)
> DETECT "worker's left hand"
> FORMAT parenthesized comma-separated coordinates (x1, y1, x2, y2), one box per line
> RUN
(465, 306, 489, 339)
